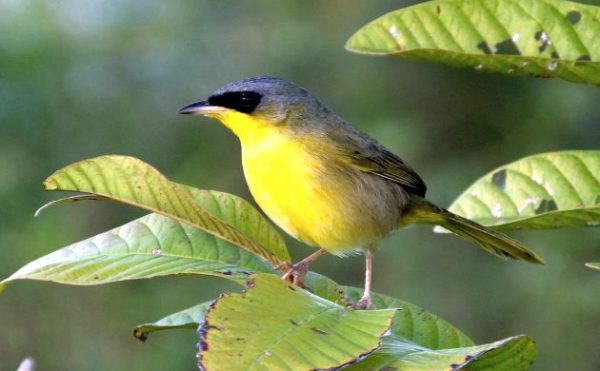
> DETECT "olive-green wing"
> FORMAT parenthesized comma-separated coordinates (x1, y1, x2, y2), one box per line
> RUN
(347, 148, 427, 197)
(323, 116, 427, 197)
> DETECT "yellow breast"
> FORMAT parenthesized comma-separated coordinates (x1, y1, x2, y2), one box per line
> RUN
(211, 110, 400, 255)
(239, 126, 397, 254)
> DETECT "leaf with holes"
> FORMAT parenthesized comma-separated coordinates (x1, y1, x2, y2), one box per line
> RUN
(41, 155, 290, 267)
(345, 334, 536, 370)
(135, 278, 473, 347)
(1, 190, 279, 288)
(436, 151, 600, 231)
(198, 274, 396, 370)
(134, 302, 211, 341)
(346, 0, 600, 85)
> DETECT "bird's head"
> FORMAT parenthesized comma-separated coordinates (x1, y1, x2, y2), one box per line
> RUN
(178, 76, 329, 140)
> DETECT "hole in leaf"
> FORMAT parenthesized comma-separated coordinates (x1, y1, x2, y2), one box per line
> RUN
(535, 199, 558, 214)
(492, 169, 507, 191)
(566, 11, 582, 25)
(534, 31, 552, 53)
(495, 38, 521, 55)
(576, 55, 592, 65)
(477, 41, 493, 55)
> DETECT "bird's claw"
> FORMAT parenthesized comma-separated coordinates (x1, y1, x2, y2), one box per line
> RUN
(352, 295, 372, 310)
(281, 260, 311, 288)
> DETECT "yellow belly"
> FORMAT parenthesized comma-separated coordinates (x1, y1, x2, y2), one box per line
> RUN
(240, 129, 400, 255)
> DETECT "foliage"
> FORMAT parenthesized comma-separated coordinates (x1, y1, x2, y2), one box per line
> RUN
(436, 151, 600, 230)
(347, 0, 600, 85)
(4, 151, 598, 369)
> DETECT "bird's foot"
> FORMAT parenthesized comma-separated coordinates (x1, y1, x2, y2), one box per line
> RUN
(352, 294, 372, 310)
(281, 260, 311, 288)
(281, 249, 327, 288)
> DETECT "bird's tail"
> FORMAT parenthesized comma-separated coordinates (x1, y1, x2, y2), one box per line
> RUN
(406, 198, 543, 264)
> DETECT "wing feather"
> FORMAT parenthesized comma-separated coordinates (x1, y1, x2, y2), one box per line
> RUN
(324, 120, 427, 197)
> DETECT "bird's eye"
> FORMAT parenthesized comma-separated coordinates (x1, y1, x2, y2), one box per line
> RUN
(208, 91, 262, 114)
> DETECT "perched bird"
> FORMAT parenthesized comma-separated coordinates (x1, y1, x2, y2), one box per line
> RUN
(178, 76, 543, 309)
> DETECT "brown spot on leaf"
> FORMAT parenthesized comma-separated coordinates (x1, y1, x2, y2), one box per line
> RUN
(311, 327, 329, 335)
(436, 5, 441, 15)
(289, 319, 299, 326)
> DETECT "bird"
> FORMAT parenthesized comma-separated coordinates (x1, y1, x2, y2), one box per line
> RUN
(178, 76, 543, 309)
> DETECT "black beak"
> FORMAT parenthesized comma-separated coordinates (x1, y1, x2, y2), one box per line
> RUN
(177, 100, 209, 114)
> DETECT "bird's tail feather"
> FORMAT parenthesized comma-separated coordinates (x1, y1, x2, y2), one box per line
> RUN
(407, 198, 544, 264)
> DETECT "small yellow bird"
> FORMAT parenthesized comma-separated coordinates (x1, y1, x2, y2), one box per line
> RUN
(179, 76, 543, 308)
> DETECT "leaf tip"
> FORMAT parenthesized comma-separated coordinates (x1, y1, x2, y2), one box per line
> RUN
(42, 177, 59, 191)
(133, 327, 149, 342)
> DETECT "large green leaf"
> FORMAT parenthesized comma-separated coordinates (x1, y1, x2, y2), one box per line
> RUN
(134, 279, 473, 347)
(198, 274, 397, 370)
(42, 155, 290, 267)
(345, 335, 536, 370)
(1, 191, 278, 287)
(346, 0, 600, 85)
(437, 151, 600, 231)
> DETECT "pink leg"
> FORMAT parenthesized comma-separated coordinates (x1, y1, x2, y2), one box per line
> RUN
(355, 249, 373, 309)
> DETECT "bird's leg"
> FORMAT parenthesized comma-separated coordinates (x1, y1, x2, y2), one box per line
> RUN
(355, 249, 373, 309)
(281, 249, 327, 288)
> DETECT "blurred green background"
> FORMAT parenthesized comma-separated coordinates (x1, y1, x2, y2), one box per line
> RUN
(1, 0, 599, 370)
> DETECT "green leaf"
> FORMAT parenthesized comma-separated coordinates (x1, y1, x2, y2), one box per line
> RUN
(42, 155, 290, 267)
(198, 274, 397, 370)
(585, 262, 600, 270)
(2, 191, 278, 287)
(136, 276, 533, 369)
(345, 335, 536, 370)
(344, 287, 473, 349)
(134, 302, 211, 341)
(346, 0, 600, 85)
(183, 187, 288, 266)
(437, 151, 600, 231)
(133, 277, 473, 349)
